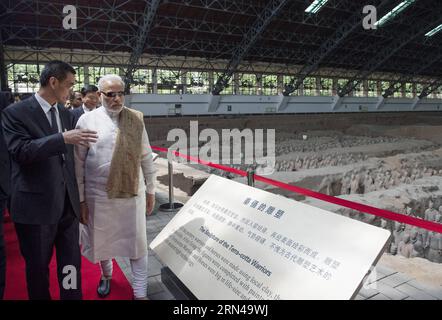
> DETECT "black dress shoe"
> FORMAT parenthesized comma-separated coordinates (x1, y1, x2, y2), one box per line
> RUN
(97, 278, 111, 298)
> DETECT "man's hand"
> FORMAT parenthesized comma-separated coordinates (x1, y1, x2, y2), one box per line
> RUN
(80, 202, 89, 225)
(146, 193, 155, 216)
(63, 129, 98, 147)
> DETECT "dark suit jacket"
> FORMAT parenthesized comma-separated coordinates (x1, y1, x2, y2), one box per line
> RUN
(1, 95, 80, 224)
(70, 107, 84, 127)
(0, 94, 11, 201)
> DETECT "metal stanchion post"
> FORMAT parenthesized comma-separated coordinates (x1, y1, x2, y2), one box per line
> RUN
(247, 168, 255, 187)
(159, 156, 184, 212)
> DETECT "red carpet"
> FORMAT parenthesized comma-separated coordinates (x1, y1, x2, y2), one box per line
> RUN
(3, 220, 133, 300)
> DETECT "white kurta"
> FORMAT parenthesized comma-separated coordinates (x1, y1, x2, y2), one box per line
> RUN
(75, 106, 156, 263)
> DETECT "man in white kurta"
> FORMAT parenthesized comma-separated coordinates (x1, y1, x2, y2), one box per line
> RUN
(74, 75, 156, 299)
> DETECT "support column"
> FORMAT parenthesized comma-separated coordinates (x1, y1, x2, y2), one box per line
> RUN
(83, 65, 90, 85)
(256, 74, 263, 95)
(363, 80, 369, 97)
(277, 74, 283, 95)
(377, 80, 382, 96)
(0, 37, 8, 91)
(233, 73, 240, 95)
(181, 72, 187, 94)
(401, 82, 406, 98)
(348, 81, 354, 97)
(208, 71, 214, 93)
(152, 68, 158, 94)
(412, 82, 417, 98)
(315, 77, 321, 96)
(332, 78, 338, 96)
(299, 82, 304, 96)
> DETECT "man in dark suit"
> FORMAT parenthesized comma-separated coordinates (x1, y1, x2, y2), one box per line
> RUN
(71, 84, 99, 126)
(72, 91, 83, 109)
(0, 91, 12, 300)
(1, 61, 98, 300)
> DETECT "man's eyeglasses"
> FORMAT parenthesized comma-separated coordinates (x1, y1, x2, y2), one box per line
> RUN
(101, 91, 125, 98)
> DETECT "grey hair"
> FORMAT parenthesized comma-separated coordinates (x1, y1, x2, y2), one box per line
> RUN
(97, 74, 125, 91)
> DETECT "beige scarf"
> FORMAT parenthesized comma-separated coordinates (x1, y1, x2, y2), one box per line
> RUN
(106, 107, 144, 199)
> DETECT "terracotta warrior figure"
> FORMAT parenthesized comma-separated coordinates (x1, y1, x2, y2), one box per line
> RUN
(424, 227, 442, 263)
(398, 234, 413, 258)
(424, 199, 438, 222)
(410, 229, 425, 258)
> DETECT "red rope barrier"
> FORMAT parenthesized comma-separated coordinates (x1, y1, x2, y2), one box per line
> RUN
(152, 146, 442, 234)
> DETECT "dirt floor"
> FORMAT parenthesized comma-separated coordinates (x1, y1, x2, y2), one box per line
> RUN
(379, 254, 442, 288)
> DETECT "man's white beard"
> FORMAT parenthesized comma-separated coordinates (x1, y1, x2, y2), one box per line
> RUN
(101, 98, 123, 116)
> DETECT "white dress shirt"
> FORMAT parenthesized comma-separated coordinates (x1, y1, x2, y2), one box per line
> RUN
(35, 93, 63, 133)
(82, 104, 95, 114)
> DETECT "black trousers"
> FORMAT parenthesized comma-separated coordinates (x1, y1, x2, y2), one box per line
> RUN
(15, 193, 82, 300)
(0, 200, 5, 300)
